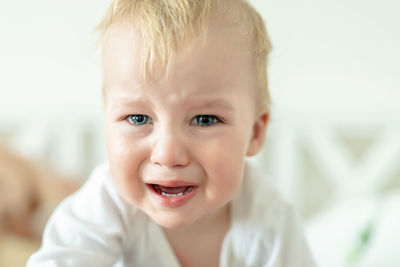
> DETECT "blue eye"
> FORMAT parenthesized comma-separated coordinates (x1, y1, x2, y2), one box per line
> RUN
(192, 115, 220, 127)
(127, 114, 150, 125)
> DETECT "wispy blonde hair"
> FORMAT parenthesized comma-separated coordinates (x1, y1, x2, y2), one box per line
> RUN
(97, 0, 272, 110)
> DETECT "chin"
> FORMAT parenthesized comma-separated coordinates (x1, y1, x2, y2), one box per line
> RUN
(151, 212, 198, 229)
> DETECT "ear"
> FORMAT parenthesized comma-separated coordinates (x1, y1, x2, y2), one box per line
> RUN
(246, 110, 269, 156)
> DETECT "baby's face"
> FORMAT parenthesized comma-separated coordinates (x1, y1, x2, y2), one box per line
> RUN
(103, 21, 267, 228)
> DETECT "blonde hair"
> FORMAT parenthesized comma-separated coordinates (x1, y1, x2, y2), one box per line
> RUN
(97, 0, 272, 110)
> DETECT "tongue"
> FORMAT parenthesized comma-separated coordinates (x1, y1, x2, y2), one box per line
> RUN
(156, 185, 189, 194)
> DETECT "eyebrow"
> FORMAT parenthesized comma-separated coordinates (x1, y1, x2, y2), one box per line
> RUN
(190, 99, 234, 111)
(107, 92, 234, 112)
(106, 91, 148, 108)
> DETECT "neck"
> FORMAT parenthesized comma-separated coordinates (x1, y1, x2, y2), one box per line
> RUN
(162, 204, 231, 267)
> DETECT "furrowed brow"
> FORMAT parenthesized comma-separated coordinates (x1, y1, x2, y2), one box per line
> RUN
(193, 99, 234, 111)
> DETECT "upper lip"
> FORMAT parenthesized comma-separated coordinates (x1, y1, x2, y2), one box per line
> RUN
(145, 180, 198, 187)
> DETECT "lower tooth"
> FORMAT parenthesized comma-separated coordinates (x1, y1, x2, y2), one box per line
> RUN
(159, 186, 194, 197)
(161, 192, 184, 197)
(182, 186, 193, 195)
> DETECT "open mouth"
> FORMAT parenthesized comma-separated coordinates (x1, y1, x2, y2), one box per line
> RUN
(146, 183, 198, 208)
(151, 184, 194, 197)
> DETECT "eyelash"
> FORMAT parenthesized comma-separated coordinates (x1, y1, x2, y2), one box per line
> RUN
(191, 115, 222, 127)
(125, 114, 222, 127)
(126, 114, 152, 126)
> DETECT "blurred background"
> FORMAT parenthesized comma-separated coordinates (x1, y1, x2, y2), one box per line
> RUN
(0, 0, 399, 266)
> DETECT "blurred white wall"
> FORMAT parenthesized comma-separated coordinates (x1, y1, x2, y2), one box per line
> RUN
(253, 0, 400, 117)
(1, 0, 399, 121)
(0, 0, 108, 120)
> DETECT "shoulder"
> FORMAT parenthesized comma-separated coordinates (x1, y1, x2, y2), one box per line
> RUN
(27, 163, 154, 266)
(224, 161, 316, 266)
(62, 162, 123, 215)
(78, 162, 111, 193)
(233, 161, 292, 226)
(230, 161, 294, 247)
(46, 162, 147, 246)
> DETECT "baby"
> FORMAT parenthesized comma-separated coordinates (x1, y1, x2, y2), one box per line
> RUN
(28, 0, 315, 266)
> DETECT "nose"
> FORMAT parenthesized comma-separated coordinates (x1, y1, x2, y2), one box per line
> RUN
(150, 129, 190, 168)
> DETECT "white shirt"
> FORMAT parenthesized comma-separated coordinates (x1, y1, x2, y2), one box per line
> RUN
(27, 162, 316, 267)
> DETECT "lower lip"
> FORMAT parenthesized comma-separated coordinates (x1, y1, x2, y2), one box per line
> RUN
(146, 184, 198, 208)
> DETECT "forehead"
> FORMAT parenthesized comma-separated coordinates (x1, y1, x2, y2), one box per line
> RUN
(102, 20, 255, 102)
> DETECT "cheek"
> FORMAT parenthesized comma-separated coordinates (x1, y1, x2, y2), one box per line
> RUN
(106, 130, 146, 203)
(107, 126, 145, 171)
(200, 133, 248, 198)
(107, 133, 131, 175)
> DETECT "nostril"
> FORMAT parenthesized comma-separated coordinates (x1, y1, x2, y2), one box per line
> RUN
(150, 139, 189, 167)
